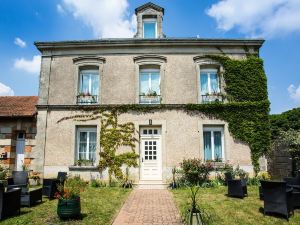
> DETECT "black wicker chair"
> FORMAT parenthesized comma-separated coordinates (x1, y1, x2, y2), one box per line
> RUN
(224, 172, 233, 186)
(42, 172, 67, 198)
(227, 179, 247, 198)
(261, 180, 294, 220)
(7, 171, 28, 193)
(0, 183, 21, 220)
(284, 176, 300, 189)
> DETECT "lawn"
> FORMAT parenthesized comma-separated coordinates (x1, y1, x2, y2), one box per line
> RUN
(1, 187, 131, 225)
(172, 186, 300, 225)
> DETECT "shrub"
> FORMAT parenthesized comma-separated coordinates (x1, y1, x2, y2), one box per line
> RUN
(90, 179, 107, 188)
(257, 171, 271, 180)
(0, 165, 9, 180)
(180, 159, 214, 185)
(56, 176, 87, 200)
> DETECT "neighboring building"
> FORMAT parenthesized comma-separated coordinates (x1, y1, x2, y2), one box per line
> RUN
(0, 96, 38, 171)
(34, 3, 265, 185)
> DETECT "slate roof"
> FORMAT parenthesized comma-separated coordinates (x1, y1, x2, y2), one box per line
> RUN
(0, 96, 38, 117)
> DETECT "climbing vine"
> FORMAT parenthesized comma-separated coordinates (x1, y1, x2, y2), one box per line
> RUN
(57, 55, 270, 174)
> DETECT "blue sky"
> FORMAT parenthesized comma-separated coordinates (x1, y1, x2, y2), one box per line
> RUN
(0, 0, 299, 114)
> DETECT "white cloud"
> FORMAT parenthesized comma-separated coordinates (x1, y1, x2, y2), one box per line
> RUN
(207, 0, 300, 38)
(57, 4, 65, 14)
(61, 0, 136, 38)
(0, 82, 14, 96)
(288, 84, 300, 101)
(14, 55, 41, 75)
(14, 37, 26, 48)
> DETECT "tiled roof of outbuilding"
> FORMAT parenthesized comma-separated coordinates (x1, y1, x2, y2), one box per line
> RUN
(0, 96, 38, 117)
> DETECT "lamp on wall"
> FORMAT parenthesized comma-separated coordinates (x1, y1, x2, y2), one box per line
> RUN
(149, 119, 152, 125)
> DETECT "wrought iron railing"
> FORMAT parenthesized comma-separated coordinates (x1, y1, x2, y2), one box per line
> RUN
(139, 95, 161, 104)
(77, 95, 98, 104)
(201, 94, 224, 103)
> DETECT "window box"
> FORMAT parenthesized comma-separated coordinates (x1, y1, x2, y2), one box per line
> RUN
(139, 94, 161, 104)
(77, 94, 98, 104)
(68, 166, 98, 171)
(201, 93, 224, 103)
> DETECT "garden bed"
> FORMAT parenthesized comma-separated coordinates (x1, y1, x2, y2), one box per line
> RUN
(172, 186, 300, 225)
(1, 187, 131, 225)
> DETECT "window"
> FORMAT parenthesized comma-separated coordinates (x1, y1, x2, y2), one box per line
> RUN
(78, 68, 99, 104)
(200, 69, 220, 95)
(76, 127, 97, 162)
(200, 68, 223, 103)
(143, 19, 157, 38)
(203, 127, 224, 161)
(139, 69, 161, 104)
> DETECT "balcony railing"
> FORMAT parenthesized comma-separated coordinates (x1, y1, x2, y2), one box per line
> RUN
(77, 95, 98, 104)
(201, 94, 224, 103)
(139, 95, 161, 104)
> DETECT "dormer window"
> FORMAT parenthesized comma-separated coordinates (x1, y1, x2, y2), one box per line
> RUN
(143, 17, 157, 38)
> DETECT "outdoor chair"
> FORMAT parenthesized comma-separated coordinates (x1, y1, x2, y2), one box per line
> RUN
(224, 172, 233, 185)
(260, 180, 294, 220)
(0, 183, 21, 220)
(21, 188, 42, 207)
(284, 176, 300, 190)
(227, 179, 247, 198)
(7, 171, 28, 193)
(42, 172, 67, 198)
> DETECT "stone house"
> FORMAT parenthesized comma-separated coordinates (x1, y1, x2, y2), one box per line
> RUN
(0, 96, 38, 171)
(34, 2, 266, 186)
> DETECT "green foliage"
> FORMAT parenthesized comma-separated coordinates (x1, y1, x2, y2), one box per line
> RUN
(0, 165, 9, 180)
(278, 129, 300, 160)
(56, 176, 87, 200)
(90, 179, 107, 188)
(270, 107, 300, 139)
(98, 111, 139, 185)
(180, 158, 214, 185)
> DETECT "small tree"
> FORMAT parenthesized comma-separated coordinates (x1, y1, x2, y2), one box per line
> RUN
(278, 129, 300, 174)
(98, 111, 139, 186)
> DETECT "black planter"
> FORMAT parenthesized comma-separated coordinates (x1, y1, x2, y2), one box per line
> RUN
(57, 197, 81, 219)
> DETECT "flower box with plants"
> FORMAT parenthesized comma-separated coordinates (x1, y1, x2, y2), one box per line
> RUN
(29, 171, 41, 186)
(74, 159, 94, 167)
(55, 176, 87, 219)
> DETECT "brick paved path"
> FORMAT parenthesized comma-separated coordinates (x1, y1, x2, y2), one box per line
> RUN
(112, 189, 183, 225)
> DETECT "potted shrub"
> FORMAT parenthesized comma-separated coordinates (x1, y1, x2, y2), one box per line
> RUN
(56, 176, 87, 219)
(185, 186, 211, 225)
(29, 171, 40, 186)
(170, 167, 178, 189)
(257, 171, 271, 200)
(0, 165, 9, 187)
(122, 167, 133, 188)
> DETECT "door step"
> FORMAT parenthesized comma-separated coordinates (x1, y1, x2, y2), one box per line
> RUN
(135, 180, 168, 189)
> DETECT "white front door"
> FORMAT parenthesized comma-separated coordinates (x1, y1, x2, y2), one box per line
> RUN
(16, 132, 25, 171)
(140, 127, 162, 181)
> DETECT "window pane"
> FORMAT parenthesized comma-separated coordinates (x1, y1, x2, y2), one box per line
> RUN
(140, 73, 149, 95)
(80, 70, 99, 95)
(203, 131, 212, 161)
(214, 131, 222, 160)
(143, 22, 156, 38)
(210, 73, 219, 93)
(81, 75, 90, 94)
(151, 73, 160, 95)
(91, 75, 99, 95)
(200, 73, 209, 94)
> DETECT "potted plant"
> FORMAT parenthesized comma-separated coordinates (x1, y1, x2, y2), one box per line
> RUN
(122, 167, 133, 188)
(170, 167, 177, 189)
(56, 176, 87, 219)
(0, 165, 9, 187)
(29, 171, 41, 186)
(185, 186, 211, 225)
(257, 171, 271, 200)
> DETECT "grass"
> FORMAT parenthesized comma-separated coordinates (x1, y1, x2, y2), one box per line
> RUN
(1, 187, 131, 225)
(172, 186, 300, 225)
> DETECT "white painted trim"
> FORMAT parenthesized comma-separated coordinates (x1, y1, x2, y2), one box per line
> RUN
(203, 126, 225, 161)
(142, 18, 157, 38)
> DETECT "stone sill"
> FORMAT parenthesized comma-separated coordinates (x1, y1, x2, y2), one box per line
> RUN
(68, 166, 98, 171)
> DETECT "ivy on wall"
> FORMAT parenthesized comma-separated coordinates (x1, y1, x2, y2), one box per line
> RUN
(98, 111, 139, 185)
(57, 55, 270, 174)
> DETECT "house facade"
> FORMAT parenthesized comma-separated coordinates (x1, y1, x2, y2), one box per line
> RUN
(33, 3, 266, 185)
(0, 97, 38, 171)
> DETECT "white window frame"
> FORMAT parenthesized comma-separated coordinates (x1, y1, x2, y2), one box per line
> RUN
(199, 68, 220, 95)
(203, 126, 225, 161)
(139, 68, 161, 104)
(79, 69, 99, 96)
(142, 18, 157, 38)
(76, 127, 97, 161)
